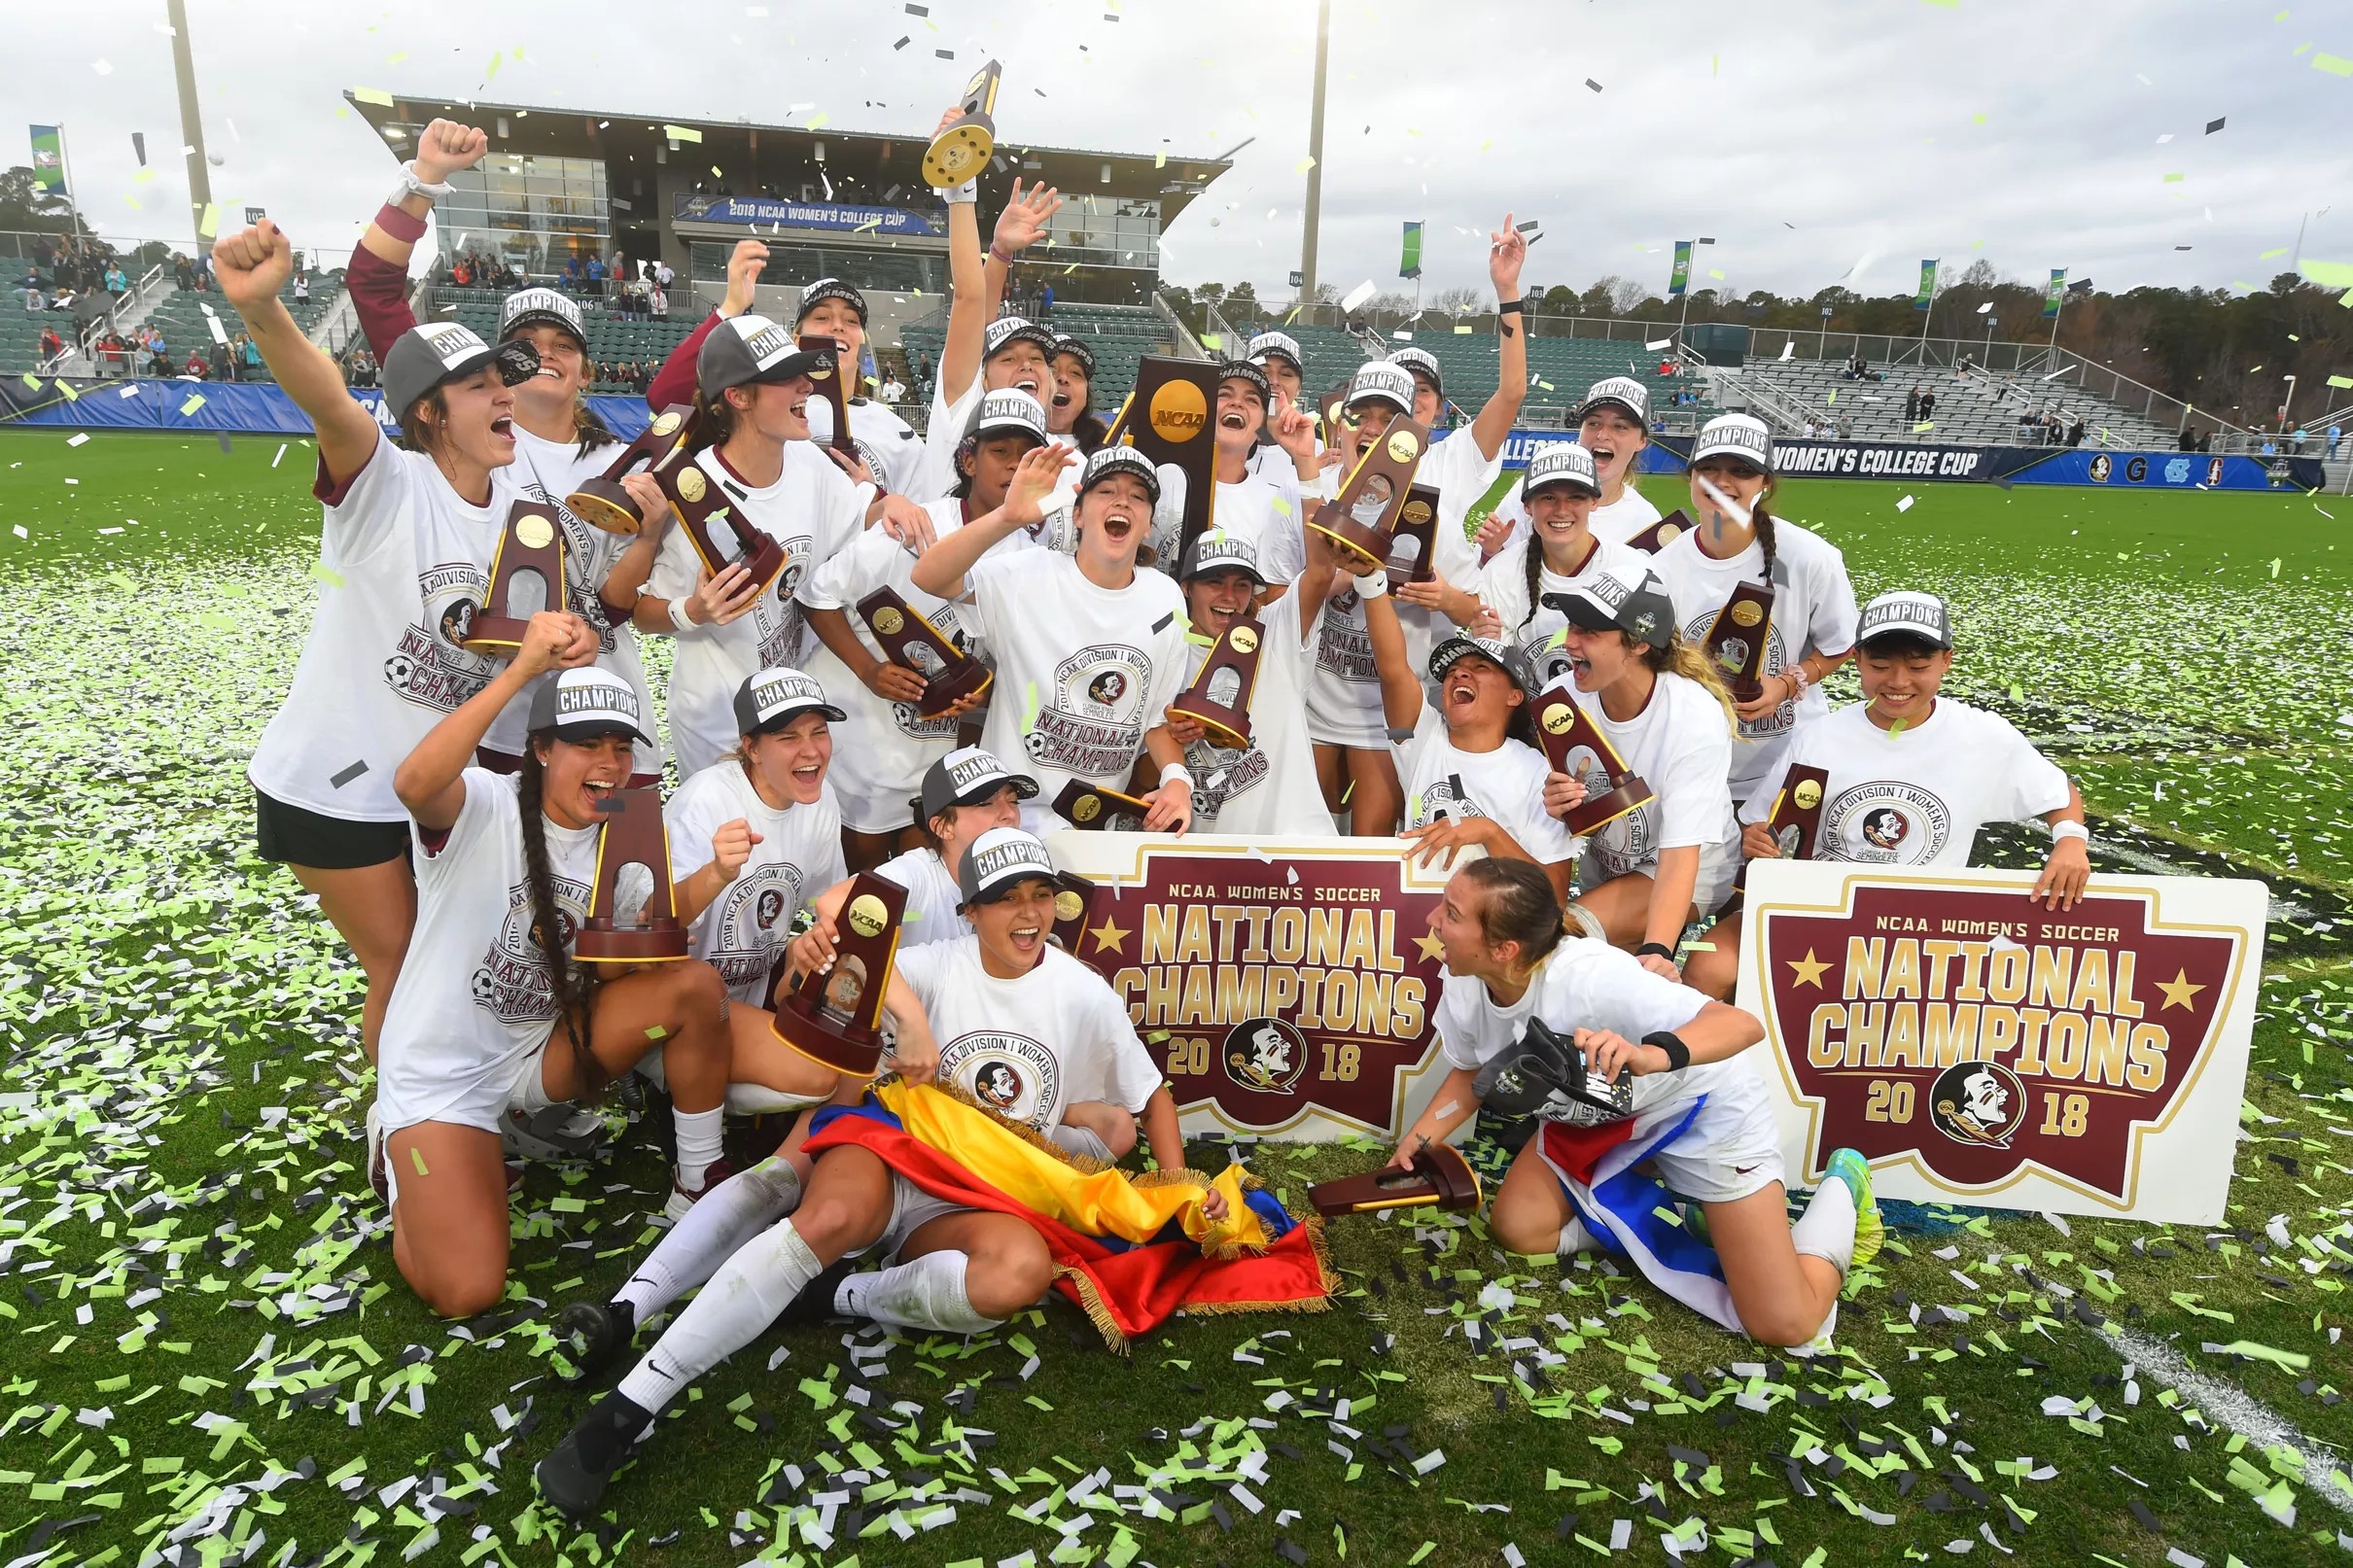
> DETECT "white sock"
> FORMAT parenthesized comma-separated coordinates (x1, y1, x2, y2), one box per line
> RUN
(1790, 1176, 1856, 1275)
(616, 1220, 823, 1412)
(673, 1105, 724, 1188)
(614, 1156, 801, 1320)
(834, 1251, 1001, 1335)
(1559, 1217, 1603, 1256)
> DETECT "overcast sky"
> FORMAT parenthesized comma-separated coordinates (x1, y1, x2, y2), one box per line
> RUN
(13, 0, 2353, 304)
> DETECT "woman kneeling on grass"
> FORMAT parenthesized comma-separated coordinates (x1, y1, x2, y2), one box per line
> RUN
(376, 627, 740, 1317)
(1387, 857, 1880, 1348)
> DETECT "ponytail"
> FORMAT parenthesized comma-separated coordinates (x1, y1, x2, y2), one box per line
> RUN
(572, 398, 617, 459)
(518, 741, 606, 1098)
(1638, 633, 1738, 732)
(1457, 857, 1565, 975)
(689, 386, 740, 453)
(1518, 530, 1542, 630)
(1752, 476, 1781, 581)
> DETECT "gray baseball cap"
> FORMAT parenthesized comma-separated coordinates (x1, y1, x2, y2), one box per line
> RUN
(382, 320, 538, 418)
(1575, 376, 1651, 425)
(1177, 529, 1269, 585)
(917, 746, 1038, 821)
(697, 314, 830, 399)
(1856, 590, 1953, 649)
(1522, 442, 1601, 500)
(1345, 361, 1417, 415)
(499, 287, 586, 349)
(527, 668, 652, 746)
(982, 316, 1058, 362)
(732, 667, 847, 735)
(1690, 413, 1774, 472)
(1545, 562, 1676, 650)
(1247, 331, 1304, 372)
(1388, 345, 1442, 397)
(967, 387, 1050, 446)
(958, 827, 1060, 906)
(1428, 633, 1536, 698)
(1077, 444, 1161, 505)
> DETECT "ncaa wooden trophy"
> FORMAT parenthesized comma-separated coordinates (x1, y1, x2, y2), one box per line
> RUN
(1532, 679, 1656, 836)
(924, 60, 1002, 188)
(1168, 620, 1263, 749)
(460, 500, 567, 656)
(568, 403, 693, 534)
(655, 440, 790, 597)
(1625, 507, 1691, 555)
(773, 872, 907, 1074)
(1049, 873, 1096, 953)
(576, 787, 691, 965)
(1704, 580, 1776, 703)
(1386, 481, 1441, 583)
(1308, 1143, 1483, 1218)
(857, 587, 992, 717)
(1102, 357, 1220, 560)
(1729, 762, 1829, 909)
(1305, 416, 1433, 569)
(800, 334, 860, 463)
(1053, 780, 1154, 832)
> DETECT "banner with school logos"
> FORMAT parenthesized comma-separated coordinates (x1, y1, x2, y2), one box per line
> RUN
(1047, 833, 1454, 1140)
(1734, 860, 2266, 1224)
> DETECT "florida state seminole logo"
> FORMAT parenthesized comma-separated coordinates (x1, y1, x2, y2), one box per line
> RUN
(1754, 878, 2243, 1205)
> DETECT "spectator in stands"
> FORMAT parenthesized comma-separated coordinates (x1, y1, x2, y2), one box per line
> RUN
(1903, 385, 1921, 423)
(2067, 416, 2086, 447)
(2330, 424, 2342, 459)
(2261, 436, 2278, 456)
(586, 255, 606, 296)
(19, 283, 42, 312)
(1837, 414, 1853, 440)
(100, 331, 126, 376)
(185, 349, 209, 379)
(105, 262, 128, 300)
(655, 259, 674, 294)
(2292, 427, 2308, 454)
(1038, 281, 1054, 321)
(2177, 427, 2197, 452)
(174, 255, 195, 292)
(650, 280, 668, 320)
(881, 371, 906, 404)
(211, 337, 233, 381)
(1918, 388, 1936, 422)
(36, 324, 64, 364)
(241, 332, 263, 380)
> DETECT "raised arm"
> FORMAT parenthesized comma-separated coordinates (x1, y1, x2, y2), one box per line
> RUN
(350, 119, 490, 360)
(1360, 580, 1424, 733)
(392, 610, 599, 830)
(645, 239, 767, 411)
(1467, 215, 1529, 463)
(212, 222, 378, 484)
(909, 443, 1073, 600)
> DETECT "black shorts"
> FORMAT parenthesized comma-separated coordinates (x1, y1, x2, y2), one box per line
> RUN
(254, 788, 413, 870)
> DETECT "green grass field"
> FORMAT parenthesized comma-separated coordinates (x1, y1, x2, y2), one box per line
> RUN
(1, 430, 2348, 1568)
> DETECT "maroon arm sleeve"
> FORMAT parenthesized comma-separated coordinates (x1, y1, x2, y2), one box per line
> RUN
(646, 310, 725, 412)
(345, 242, 420, 362)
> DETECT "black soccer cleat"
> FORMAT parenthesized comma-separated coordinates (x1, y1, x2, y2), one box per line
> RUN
(553, 1298, 635, 1381)
(535, 1392, 650, 1520)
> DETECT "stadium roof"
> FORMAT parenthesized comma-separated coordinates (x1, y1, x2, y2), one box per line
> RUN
(342, 92, 1230, 225)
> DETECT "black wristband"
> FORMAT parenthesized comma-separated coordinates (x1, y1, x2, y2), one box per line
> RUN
(1635, 941, 1677, 961)
(1642, 1030, 1693, 1071)
(1497, 299, 1525, 315)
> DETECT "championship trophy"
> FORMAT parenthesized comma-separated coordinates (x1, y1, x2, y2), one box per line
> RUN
(773, 871, 907, 1074)
(567, 403, 693, 534)
(460, 500, 567, 655)
(1304, 416, 1432, 569)
(654, 441, 790, 597)
(1307, 1142, 1483, 1218)
(801, 334, 860, 464)
(1316, 383, 1351, 448)
(1168, 620, 1263, 749)
(923, 59, 1002, 188)
(575, 787, 691, 965)
(1703, 580, 1776, 702)
(1530, 679, 1656, 835)
(1102, 357, 1220, 561)
(1729, 762, 1829, 908)
(1386, 481, 1440, 583)
(857, 587, 992, 717)
(1053, 779, 1154, 832)
(1625, 507, 1690, 555)
(1049, 872, 1096, 953)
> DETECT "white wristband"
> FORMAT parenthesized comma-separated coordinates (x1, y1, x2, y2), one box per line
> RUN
(669, 595, 699, 632)
(392, 161, 455, 203)
(1159, 761, 1192, 787)
(2050, 819, 2090, 845)
(942, 178, 979, 206)
(1352, 568, 1390, 599)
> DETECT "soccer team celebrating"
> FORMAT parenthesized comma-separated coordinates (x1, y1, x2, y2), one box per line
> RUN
(210, 100, 2097, 1514)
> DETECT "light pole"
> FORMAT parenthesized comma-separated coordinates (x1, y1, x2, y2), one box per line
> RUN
(167, 0, 214, 252)
(2280, 373, 2298, 434)
(1297, 0, 1331, 318)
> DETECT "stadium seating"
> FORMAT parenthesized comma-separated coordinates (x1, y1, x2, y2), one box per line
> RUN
(1711, 357, 2178, 449)
(900, 302, 1177, 425)
(413, 285, 701, 395)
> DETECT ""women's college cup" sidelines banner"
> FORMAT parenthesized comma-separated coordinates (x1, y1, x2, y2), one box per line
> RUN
(1734, 861, 2266, 1223)
(1048, 834, 1455, 1140)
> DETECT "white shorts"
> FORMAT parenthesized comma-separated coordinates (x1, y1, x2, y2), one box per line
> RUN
(1622, 1066, 1784, 1205)
(860, 1124, 1113, 1261)
(1580, 838, 1740, 920)
(380, 1043, 551, 1204)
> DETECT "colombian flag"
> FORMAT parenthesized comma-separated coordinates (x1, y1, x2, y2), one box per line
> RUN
(804, 1081, 1333, 1348)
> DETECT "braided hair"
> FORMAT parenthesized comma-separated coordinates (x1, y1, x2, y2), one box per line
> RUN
(571, 398, 617, 459)
(1519, 530, 1544, 631)
(1751, 475, 1781, 581)
(517, 738, 606, 1097)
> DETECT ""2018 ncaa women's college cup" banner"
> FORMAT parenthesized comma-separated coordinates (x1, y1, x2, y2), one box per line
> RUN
(1734, 861, 2266, 1223)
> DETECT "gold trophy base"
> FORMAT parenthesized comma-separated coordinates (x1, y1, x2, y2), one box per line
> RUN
(1304, 514, 1386, 572)
(566, 479, 645, 536)
(923, 122, 994, 188)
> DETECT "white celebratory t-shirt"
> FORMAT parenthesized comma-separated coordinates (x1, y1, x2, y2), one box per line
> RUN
(1208, 470, 1310, 588)
(871, 847, 971, 947)
(1563, 673, 1738, 887)
(665, 760, 848, 1004)
(893, 938, 1162, 1131)
(1180, 589, 1326, 836)
(1738, 699, 2070, 867)
(1434, 940, 1747, 1124)
(1391, 706, 1580, 866)
(914, 375, 985, 505)
(646, 441, 873, 775)
(1474, 532, 1646, 695)
(375, 769, 595, 1133)
(1306, 428, 1499, 749)
(807, 395, 924, 498)
(486, 426, 663, 776)
(798, 496, 1022, 831)
(966, 549, 1189, 811)
(1651, 521, 1858, 799)
(250, 432, 515, 821)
